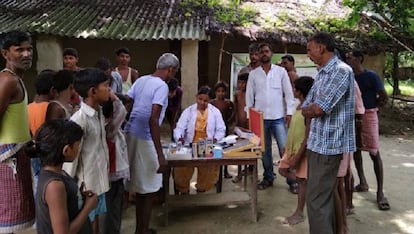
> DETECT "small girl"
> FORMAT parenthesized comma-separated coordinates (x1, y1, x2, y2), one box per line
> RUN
(31, 119, 97, 234)
(211, 81, 235, 178)
(278, 76, 313, 225)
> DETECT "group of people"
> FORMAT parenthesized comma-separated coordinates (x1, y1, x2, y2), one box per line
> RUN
(0, 30, 180, 234)
(240, 33, 390, 234)
(0, 29, 390, 234)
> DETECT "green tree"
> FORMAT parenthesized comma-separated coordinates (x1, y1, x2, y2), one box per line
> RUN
(344, 0, 414, 51)
(345, 0, 414, 96)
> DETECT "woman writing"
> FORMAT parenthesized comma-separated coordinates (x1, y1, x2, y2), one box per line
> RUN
(173, 86, 226, 194)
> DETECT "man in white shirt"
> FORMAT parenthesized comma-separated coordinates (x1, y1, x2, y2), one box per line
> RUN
(246, 43, 295, 190)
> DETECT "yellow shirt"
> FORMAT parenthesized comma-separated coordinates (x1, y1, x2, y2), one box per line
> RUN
(192, 109, 208, 142)
(284, 108, 305, 157)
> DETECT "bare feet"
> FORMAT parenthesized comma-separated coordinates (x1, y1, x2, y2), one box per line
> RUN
(283, 213, 304, 225)
(346, 207, 355, 215)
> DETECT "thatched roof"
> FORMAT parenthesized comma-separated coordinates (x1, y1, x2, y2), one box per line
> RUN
(0, 0, 405, 54)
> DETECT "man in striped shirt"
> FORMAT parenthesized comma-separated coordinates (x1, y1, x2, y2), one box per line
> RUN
(302, 32, 355, 234)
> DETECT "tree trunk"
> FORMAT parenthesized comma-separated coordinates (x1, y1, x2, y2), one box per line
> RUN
(392, 51, 401, 96)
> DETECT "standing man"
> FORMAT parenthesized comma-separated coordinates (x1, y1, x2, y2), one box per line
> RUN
(95, 57, 123, 94)
(239, 43, 261, 75)
(125, 53, 179, 234)
(246, 43, 295, 190)
(114, 47, 139, 94)
(302, 32, 355, 234)
(0, 30, 35, 232)
(346, 50, 390, 210)
(280, 54, 299, 87)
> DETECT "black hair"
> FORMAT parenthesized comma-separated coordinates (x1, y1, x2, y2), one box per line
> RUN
(259, 42, 272, 52)
(282, 54, 295, 63)
(35, 70, 56, 95)
(248, 43, 260, 53)
(73, 68, 109, 98)
(95, 57, 112, 71)
(115, 47, 130, 56)
(238, 73, 249, 82)
(52, 70, 74, 93)
(167, 78, 179, 92)
(294, 76, 314, 98)
(214, 81, 228, 92)
(101, 99, 114, 119)
(351, 50, 364, 63)
(1, 30, 32, 50)
(63, 48, 78, 58)
(308, 32, 336, 52)
(29, 119, 83, 166)
(197, 86, 211, 96)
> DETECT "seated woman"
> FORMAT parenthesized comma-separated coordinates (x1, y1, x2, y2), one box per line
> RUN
(173, 86, 226, 194)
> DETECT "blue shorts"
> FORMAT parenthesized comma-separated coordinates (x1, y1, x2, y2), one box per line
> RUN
(88, 193, 107, 221)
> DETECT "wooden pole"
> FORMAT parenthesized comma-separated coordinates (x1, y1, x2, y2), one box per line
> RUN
(217, 33, 227, 82)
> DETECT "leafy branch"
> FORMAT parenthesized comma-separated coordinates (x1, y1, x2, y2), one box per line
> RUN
(180, 0, 256, 28)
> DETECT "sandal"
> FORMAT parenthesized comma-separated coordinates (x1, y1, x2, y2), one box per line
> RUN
(377, 197, 391, 210)
(257, 180, 273, 190)
(354, 184, 369, 192)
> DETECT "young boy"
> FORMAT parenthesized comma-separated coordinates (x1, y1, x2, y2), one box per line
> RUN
(100, 92, 130, 234)
(27, 69, 56, 135)
(234, 73, 249, 129)
(46, 69, 76, 120)
(114, 47, 139, 94)
(63, 68, 111, 234)
(166, 78, 183, 141)
(278, 76, 313, 225)
(335, 81, 366, 234)
(211, 81, 235, 178)
(27, 69, 56, 194)
(232, 73, 252, 183)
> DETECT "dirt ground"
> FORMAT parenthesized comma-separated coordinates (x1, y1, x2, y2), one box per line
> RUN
(18, 100, 414, 234)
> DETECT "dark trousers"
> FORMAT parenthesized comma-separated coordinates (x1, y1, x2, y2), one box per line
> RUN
(100, 179, 125, 234)
(306, 150, 342, 234)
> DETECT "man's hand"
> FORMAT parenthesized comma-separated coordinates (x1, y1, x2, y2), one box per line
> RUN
(285, 115, 292, 128)
(302, 103, 324, 118)
(157, 155, 168, 174)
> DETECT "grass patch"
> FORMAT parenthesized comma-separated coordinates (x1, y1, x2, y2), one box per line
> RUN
(384, 79, 414, 96)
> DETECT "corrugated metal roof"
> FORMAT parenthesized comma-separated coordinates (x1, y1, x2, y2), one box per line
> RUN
(0, 0, 211, 41)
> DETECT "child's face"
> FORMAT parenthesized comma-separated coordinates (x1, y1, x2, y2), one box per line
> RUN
(64, 140, 81, 162)
(237, 80, 247, 91)
(95, 80, 111, 103)
(168, 89, 177, 98)
(68, 84, 76, 97)
(293, 86, 302, 99)
(215, 87, 226, 100)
